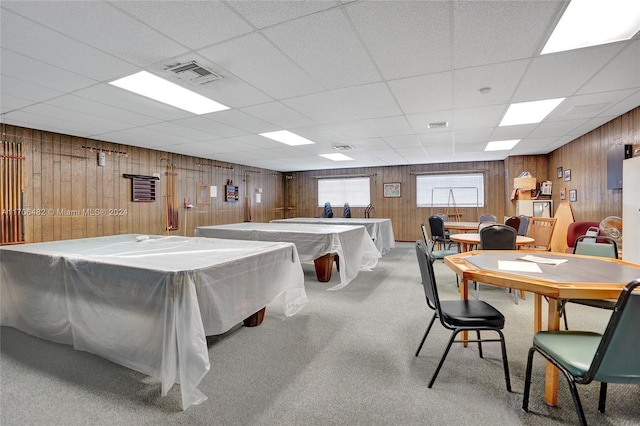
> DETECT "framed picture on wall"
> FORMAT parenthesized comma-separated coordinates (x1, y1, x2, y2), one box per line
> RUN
(564, 169, 571, 181)
(569, 189, 577, 202)
(557, 167, 563, 179)
(560, 188, 566, 200)
(383, 182, 401, 198)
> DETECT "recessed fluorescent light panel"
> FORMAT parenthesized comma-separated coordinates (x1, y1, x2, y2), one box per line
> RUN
(542, 0, 640, 54)
(109, 71, 229, 115)
(485, 140, 520, 151)
(499, 98, 565, 126)
(319, 153, 353, 161)
(259, 130, 315, 146)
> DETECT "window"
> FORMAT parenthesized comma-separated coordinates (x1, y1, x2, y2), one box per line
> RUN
(317, 177, 370, 207)
(416, 173, 484, 208)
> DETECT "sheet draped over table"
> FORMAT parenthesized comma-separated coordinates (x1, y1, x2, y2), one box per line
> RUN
(0, 235, 308, 410)
(270, 218, 396, 255)
(195, 223, 381, 290)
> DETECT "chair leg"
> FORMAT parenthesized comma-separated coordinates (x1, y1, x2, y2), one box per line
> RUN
(598, 382, 607, 413)
(427, 331, 458, 388)
(566, 376, 588, 426)
(522, 347, 536, 412)
(561, 301, 569, 330)
(415, 313, 437, 356)
(476, 330, 483, 358)
(497, 329, 511, 392)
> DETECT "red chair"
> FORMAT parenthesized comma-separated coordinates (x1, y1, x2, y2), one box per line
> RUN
(565, 221, 600, 253)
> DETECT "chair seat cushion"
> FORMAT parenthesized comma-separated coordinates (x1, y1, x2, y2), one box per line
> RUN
(567, 299, 617, 310)
(431, 249, 459, 259)
(440, 300, 505, 328)
(533, 331, 601, 378)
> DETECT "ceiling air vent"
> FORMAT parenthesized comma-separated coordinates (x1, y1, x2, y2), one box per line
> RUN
(166, 61, 222, 85)
(332, 144, 353, 151)
(427, 121, 449, 129)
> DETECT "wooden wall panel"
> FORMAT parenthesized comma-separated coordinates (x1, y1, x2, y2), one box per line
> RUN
(547, 107, 639, 222)
(3, 125, 288, 244)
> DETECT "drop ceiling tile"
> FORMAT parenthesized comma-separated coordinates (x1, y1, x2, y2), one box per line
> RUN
(418, 131, 454, 146)
(453, 105, 505, 130)
(453, 60, 529, 108)
(46, 94, 160, 127)
(455, 143, 486, 153)
(361, 116, 413, 138)
(199, 33, 322, 99)
(21, 102, 133, 133)
(0, 94, 34, 113)
(324, 121, 378, 140)
(227, 0, 338, 29)
(263, 9, 380, 90)
(1, 10, 137, 81)
(208, 110, 279, 135)
(241, 101, 316, 129)
(282, 92, 357, 124)
(527, 118, 589, 138)
(172, 116, 248, 139)
(490, 124, 537, 141)
(578, 41, 640, 94)
(2, 50, 97, 93)
(345, 0, 451, 79)
(0, 75, 63, 103)
(2, 1, 188, 66)
(405, 111, 454, 134)
(453, 1, 563, 68)
(114, 1, 252, 50)
(348, 138, 391, 150)
(451, 128, 493, 144)
(514, 43, 626, 101)
(331, 82, 402, 119)
(382, 134, 422, 148)
(388, 72, 452, 114)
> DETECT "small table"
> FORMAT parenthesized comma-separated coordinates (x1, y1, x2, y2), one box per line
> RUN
(450, 232, 535, 252)
(444, 221, 480, 232)
(444, 250, 640, 407)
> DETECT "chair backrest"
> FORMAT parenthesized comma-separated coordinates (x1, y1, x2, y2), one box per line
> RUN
(586, 279, 640, 384)
(566, 221, 601, 248)
(504, 216, 521, 232)
(517, 215, 530, 236)
(364, 204, 373, 218)
(527, 217, 557, 250)
(479, 214, 497, 223)
(434, 213, 449, 222)
(420, 223, 430, 245)
(573, 235, 618, 259)
(416, 240, 440, 312)
(343, 203, 351, 218)
(428, 215, 446, 239)
(480, 225, 516, 250)
(323, 202, 333, 218)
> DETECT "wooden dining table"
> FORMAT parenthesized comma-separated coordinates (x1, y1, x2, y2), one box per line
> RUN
(444, 250, 640, 407)
(443, 221, 479, 232)
(450, 232, 535, 252)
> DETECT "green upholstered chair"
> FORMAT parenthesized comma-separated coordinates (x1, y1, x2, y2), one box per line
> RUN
(523, 279, 640, 426)
(560, 235, 619, 329)
(414, 240, 511, 391)
(420, 223, 458, 262)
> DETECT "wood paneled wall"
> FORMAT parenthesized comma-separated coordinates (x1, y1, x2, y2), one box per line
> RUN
(547, 107, 639, 222)
(2, 124, 287, 243)
(289, 161, 507, 242)
(3, 107, 637, 245)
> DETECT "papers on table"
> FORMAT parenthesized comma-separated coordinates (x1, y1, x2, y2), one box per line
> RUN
(518, 254, 568, 265)
(498, 260, 543, 273)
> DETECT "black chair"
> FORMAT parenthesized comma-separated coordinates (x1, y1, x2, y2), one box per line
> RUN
(523, 279, 640, 426)
(517, 215, 530, 236)
(479, 214, 497, 223)
(559, 235, 619, 330)
(414, 240, 511, 391)
(428, 215, 458, 251)
(322, 202, 333, 218)
(504, 216, 521, 233)
(479, 225, 519, 302)
(343, 202, 351, 218)
(420, 223, 458, 263)
(364, 204, 373, 218)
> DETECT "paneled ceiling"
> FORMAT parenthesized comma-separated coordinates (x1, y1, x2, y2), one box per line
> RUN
(1, 1, 639, 172)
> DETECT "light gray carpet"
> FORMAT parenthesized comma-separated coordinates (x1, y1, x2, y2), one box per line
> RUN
(1, 242, 639, 425)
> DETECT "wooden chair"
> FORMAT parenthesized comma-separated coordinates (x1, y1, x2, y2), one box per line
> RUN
(526, 217, 557, 251)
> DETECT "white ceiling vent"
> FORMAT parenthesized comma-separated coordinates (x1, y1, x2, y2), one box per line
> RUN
(166, 61, 222, 85)
(427, 121, 449, 129)
(332, 144, 354, 151)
